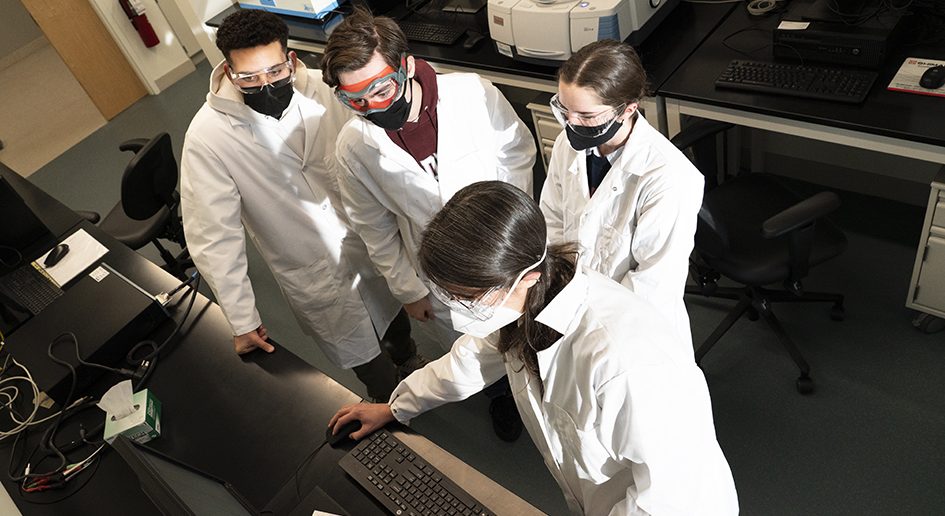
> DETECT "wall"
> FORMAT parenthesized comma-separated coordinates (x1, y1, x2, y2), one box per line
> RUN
(169, 0, 234, 66)
(87, 0, 195, 94)
(0, 0, 43, 64)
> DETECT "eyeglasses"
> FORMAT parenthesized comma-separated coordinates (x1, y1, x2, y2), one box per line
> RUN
(334, 56, 408, 115)
(228, 59, 295, 94)
(550, 93, 626, 139)
(428, 248, 547, 321)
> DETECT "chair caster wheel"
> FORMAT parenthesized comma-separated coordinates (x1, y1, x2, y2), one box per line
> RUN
(830, 303, 845, 321)
(796, 375, 814, 395)
(912, 312, 945, 334)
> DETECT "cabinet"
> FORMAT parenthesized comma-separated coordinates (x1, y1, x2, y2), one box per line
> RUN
(907, 167, 945, 333)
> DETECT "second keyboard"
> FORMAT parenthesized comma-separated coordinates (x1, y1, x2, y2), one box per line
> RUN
(715, 60, 878, 104)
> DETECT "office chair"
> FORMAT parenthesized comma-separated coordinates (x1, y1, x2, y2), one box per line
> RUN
(85, 133, 193, 280)
(673, 120, 847, 394)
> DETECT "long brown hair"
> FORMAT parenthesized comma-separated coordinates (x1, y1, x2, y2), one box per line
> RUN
(557, 39, 649, 106)
(418, 182, 576, 387)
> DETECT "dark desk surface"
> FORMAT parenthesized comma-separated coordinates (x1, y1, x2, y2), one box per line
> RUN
(659, 1, 945, 147)
(0, 166, 362, 513)
(207, 1, 735, 93)
(0, 167, 539, 516)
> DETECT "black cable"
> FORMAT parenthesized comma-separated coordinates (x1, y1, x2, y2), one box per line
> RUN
(294, 438, 330, 503)
(17, 454, 101, 505)
(0, 245, 22, 269)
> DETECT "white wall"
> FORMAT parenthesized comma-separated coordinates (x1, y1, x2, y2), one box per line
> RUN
(0, 0, 42, 61)
(87, 0, 196, 94)
(169, 0, 235, 66)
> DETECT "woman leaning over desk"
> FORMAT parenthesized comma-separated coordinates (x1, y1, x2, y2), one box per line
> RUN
(540, 40, 705, 354)
(329, 181, 737, 515)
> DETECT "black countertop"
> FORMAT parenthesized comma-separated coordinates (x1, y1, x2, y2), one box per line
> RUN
(207, 1, 735, 92)
(659, 0, 945, 147)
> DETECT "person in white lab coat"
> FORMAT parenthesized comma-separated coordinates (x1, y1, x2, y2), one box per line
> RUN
(180, 10, 420, 401)
(539, 40, 704, 353)
(329, 181, 738, 515)
(320, 8, 536, 441)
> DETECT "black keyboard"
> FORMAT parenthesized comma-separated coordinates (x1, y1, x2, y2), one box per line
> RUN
(398, 21, 465, 45)
(339, 429, 493, 516)
(715, 60, 878, 104)
(0, 264, 63, 315)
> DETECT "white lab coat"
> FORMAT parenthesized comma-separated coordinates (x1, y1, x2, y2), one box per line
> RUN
(389, 267, 738, 515)
(335, 72, 536, 307)
(180, 61, 401, 368)
(539, 114, 703, 352)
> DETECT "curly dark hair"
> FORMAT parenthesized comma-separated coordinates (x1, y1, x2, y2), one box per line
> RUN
(215, 9, 289, 61)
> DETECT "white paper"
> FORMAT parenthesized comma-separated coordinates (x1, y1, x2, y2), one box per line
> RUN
(778, 21, 810, 30)
(36, 229, 108, 287)
(98, 380, 137, 421)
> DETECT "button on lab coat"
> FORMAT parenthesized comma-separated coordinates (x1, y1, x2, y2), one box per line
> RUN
(389, 267, 738, 515)
(335, 73, 536, 306)
(539, 114, 704, 352)
(180, 61, 401, 368)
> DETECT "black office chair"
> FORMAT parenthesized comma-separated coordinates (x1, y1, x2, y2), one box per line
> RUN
(673, 120, 847, 394)
(85, 133, 193, 280)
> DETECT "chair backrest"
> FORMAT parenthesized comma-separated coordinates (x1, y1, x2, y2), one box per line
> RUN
(120, 133, 178, 221)
(671, 121, 735, 258)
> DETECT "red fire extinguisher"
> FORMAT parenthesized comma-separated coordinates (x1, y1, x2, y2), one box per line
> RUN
(118, 0, 160, 48)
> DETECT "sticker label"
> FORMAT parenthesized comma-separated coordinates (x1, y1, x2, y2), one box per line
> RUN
(778, 21, 810, 30)
(90, 266, 109, 282)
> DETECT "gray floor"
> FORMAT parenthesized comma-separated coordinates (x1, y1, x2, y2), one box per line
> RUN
(26, 61, 945, 515)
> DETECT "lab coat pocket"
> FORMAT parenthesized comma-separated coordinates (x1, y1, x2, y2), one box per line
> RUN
(547, 404, 613, 485)
(277, 259, 350, 338)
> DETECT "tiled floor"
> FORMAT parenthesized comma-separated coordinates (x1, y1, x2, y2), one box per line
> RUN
(0, 41, 105, 177)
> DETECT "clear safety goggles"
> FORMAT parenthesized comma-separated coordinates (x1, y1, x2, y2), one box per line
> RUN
(227, 58, 296, 94)
(428, 248, 547, 321)
(334, 56, 408, 115)
(550, 93, 626, 138)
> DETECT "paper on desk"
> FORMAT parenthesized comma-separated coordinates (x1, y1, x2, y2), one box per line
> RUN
(36, 229, 108, 287)
(887, 57, 945, 98)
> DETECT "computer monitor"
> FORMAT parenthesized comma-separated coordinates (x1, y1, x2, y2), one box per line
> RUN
(441, 0, 485, 14)
(112, 436, 258, 516)
(0, 176, 52, 271)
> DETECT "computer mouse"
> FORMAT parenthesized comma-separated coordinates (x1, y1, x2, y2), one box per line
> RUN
(463, 31, 485, 51)
(327, 420, 361, 447)
(43, 243, 70, 267)
(919, 65, 945, 90)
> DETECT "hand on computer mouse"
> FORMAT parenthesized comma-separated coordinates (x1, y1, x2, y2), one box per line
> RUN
(328, 402, 395, 443)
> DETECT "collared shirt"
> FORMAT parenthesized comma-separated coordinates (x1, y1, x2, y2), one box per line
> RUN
(389, 267, 738, 515)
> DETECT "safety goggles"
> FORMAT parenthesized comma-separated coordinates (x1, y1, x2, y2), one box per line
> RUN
(550, 93, 626, 139)
(227, 58, 296, 94)
(334, 56, 408, 115)
(429, 248, 547, 321)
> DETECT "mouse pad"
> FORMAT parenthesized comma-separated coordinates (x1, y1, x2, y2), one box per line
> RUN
(887, 57, 945, 98)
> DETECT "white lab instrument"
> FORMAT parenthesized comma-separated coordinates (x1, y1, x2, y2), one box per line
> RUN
(487, 0, 679, 65)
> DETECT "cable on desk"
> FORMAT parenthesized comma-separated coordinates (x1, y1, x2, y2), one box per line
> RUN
(294, 436, 330, 504)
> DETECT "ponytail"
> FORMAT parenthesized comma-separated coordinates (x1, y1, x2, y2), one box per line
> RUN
(498, 242, 578, 394)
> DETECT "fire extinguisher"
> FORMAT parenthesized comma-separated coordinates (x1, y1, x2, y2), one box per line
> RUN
(118, 0, 160, 48)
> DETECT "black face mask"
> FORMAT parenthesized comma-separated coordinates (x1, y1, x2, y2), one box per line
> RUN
(243, 81, 294, 119)
(365, 79, 413, 131)
(566, 118, 623, 151)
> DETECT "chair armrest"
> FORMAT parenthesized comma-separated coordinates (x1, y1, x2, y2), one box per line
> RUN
(119, 138, 150, 154)
(762, 192, 840, 239)
(670, 120, 735, 151)
(75, 210, 101, 224)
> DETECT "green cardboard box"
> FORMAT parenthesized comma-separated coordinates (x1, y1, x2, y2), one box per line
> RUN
(103, 389, 161, 444)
